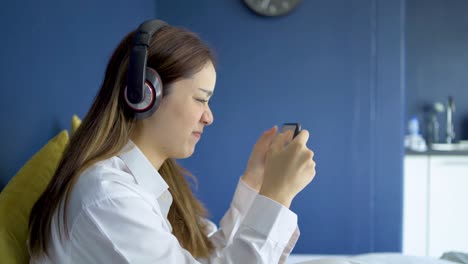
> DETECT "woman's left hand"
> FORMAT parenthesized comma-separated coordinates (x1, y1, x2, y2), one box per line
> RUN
(241, 125, 278, 191)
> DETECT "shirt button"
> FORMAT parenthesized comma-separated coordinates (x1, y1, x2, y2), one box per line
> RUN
(161, 192, 169, 201)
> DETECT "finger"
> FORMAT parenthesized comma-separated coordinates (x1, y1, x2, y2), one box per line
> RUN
(263, 125, 278, 143)
(280, 129, 294, 146)
(300, 149, 314, 162)
(269, 131, 284, 152)
(302, 160, 316, 178)
(306, 161, 316, 178)
(255, 125, 278, 149)
(283, 129, 294, 145)
(293, 129, 310, 145)
(308, 158, 316, 171)
(269, 125, 278, 133)
(270, 130, 291, 151)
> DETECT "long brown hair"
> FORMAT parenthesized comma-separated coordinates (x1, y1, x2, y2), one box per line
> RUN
(28, 23, 216, 258)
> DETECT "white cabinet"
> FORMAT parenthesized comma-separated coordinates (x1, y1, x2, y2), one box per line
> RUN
(403, 155, 429, 256)
(428, 156, 468, 257)
(403, 155, 468, 257)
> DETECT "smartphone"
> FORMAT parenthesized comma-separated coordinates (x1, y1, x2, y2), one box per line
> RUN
(281, 123, 302, 139)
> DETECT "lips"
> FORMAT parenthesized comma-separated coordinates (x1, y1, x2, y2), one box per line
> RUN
(193, 132, 202, 138)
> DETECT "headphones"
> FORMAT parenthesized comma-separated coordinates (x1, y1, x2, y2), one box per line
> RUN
(124, 19, 168, 119)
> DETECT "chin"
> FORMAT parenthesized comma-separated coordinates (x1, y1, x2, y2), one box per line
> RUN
(173, 148, 195, 159)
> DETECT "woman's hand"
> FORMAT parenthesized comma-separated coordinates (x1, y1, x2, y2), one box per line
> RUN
(260, 129, 316, 208)
(241, 126, 278, 191)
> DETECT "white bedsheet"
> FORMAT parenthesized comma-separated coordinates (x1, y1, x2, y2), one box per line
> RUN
(287, 253, 456, 264)
(286, 254, 349, 264)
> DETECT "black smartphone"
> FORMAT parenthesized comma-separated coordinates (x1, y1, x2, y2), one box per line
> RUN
(281, 123, 302, 139)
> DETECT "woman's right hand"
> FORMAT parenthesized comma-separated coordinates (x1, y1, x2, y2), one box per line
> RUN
(259, 129, 316, 208)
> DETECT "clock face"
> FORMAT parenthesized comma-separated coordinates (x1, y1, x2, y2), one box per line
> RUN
(244, 0, 302, 17)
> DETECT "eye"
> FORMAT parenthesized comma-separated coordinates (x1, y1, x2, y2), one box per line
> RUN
(195, 98, 209, 104)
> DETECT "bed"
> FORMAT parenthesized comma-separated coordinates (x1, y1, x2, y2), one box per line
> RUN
(287, 253, 463, 264)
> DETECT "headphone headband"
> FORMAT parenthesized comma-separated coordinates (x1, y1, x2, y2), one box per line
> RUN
(127, 19, 167, 104)
(135, 20, 168, 46)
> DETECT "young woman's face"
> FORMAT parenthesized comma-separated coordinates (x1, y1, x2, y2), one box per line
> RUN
(134, 61, 216, 160)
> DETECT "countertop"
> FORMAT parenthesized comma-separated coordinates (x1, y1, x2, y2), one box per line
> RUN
(406, 149, 468, 156)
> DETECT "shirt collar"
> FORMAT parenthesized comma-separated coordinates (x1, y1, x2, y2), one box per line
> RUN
(117, 140, 169, 198)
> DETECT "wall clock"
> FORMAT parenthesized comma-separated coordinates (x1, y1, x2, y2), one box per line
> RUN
(244, 0, 302, 17)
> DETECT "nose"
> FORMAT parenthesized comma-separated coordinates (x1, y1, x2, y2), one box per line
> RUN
(201, 105, 214, 126)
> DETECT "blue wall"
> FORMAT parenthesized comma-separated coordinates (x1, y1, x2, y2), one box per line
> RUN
(0, 0, 405, 255)
(0, 0, 156, 186)
(406, 0, 468, 141)
(158, 0, 405, 254)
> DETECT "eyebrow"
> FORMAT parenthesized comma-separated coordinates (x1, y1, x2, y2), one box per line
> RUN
(198, 88, 213, 97)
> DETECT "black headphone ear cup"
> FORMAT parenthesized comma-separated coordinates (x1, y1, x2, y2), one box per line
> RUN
(139, 67, 163, 118)
(124, 67, 163, 119)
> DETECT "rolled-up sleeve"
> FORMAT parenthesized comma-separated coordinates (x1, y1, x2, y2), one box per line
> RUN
(209, 178, 300, 264)
(212, 178, 258, 245)
(205, 179, 300, 263)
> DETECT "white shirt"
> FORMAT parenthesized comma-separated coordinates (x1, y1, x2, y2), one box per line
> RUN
(31, 141, 300, 264)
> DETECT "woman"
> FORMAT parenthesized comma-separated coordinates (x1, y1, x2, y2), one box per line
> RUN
(28, 19, 316, 263)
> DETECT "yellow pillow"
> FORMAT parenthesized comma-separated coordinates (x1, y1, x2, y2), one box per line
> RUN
(0, 130, 69, 264)
(71, 114, 82, 135)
